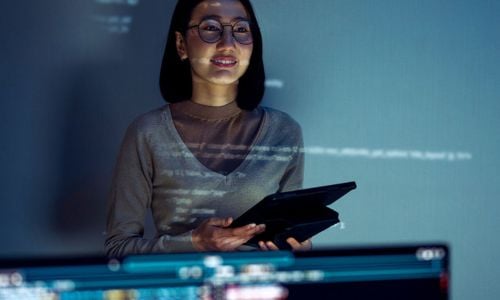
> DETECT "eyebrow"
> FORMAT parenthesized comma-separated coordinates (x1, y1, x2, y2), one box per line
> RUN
(200, 14, 249, 22)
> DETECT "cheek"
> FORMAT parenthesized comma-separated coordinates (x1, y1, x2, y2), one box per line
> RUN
(239, 46, 253, 66)
(185, 34, 210, 58)
(190, 57, 211, 66)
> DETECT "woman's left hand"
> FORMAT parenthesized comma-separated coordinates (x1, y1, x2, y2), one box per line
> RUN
(258, 238, 312, 251)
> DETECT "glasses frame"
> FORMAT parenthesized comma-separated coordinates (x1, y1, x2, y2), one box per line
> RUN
(188, 18, 253, 45)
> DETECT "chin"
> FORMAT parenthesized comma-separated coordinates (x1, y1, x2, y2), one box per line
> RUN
(209, 76, 240, 85)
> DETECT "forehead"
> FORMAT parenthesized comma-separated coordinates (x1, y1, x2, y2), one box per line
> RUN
(191, 0, 249, 22)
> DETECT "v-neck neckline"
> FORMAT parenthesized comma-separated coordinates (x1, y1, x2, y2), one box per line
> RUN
(162, 104, 268, 178)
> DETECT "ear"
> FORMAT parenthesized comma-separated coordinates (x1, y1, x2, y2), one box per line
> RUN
(175, 32, 188, 61)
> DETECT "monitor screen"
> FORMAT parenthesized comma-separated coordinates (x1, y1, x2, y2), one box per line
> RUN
(0, 245, 448, 300)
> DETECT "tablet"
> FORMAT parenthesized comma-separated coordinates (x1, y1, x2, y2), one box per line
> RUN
(231, 181, 357, 249)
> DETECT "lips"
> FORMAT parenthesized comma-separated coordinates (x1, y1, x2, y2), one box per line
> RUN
(210, 56, 237, 68)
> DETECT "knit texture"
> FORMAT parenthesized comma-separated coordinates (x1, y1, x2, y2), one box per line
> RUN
(105, 104, 304, 257)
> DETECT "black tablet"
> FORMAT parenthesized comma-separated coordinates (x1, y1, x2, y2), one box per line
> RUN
(231, 181, 357, 249)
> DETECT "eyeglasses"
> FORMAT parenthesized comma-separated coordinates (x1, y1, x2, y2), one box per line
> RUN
(188, 18, 253, 45)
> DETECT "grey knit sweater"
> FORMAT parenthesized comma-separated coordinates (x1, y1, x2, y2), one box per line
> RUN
(105, 104, 304, 256)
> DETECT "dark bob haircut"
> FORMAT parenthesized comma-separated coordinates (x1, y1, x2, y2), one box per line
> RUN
(159, 0, 265, 110)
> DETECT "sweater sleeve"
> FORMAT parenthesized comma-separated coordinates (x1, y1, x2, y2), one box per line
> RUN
(104, 120, 196, 257)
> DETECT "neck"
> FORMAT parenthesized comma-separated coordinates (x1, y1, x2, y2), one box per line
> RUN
(191, 80, 238, 106)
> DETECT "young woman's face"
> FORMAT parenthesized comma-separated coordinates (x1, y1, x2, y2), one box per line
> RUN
(177, 0, 254, 87)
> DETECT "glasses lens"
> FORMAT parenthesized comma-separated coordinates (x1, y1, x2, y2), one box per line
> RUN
(233, 20, 252, 44)
(197, 19, 253, 44)
(198, 19, 223, 43)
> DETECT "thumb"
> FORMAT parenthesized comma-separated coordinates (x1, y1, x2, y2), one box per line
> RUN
(207, 217, 233, 227)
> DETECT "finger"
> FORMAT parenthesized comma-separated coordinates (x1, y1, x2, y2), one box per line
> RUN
(218, 233, 260, 251)
(255, 224, 266, 234)
(240, 223, 266, 236)
(265, 241, 280, 251)
(205, 235, 244, 251)
(286, 237, 302, 249)
(231, 223, 258, 236)
(287, 238, 312, 251)
(259, 241, 269, 251)
(212, 225, 255, 242)
(220, 237, 249, 250)
(301, 239, 312, 250)
(222, 217, 233, 227)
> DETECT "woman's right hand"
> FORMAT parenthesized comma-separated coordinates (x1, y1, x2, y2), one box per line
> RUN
(192, 217, 265, 251)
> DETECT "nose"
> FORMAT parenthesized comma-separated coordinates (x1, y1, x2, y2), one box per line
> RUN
(217, 26, 236, 49)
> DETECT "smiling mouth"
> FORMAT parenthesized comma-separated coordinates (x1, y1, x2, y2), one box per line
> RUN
(210, 57, 237, 68)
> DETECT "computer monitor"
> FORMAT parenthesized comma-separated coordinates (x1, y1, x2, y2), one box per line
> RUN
(0, 244, 448, 300)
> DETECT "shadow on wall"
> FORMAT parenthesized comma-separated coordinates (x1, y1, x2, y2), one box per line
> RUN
(49, 37, 164, 253)
(45, 0, 170, 253)
(49, 63, 123, 252)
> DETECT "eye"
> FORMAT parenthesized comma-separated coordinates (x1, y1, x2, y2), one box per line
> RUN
(234, 21, 251, 33)
(234, 26, 249, 33)
(203, 24, 222, 32)
(199, 19, 222, 32)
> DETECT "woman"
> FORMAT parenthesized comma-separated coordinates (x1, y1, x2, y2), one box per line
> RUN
(105, 0, 310, 257)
